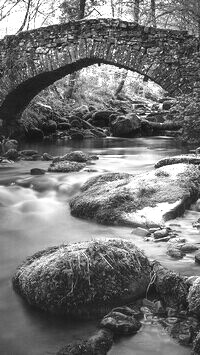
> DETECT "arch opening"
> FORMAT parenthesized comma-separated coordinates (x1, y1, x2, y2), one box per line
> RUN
(0, 56, 165, 130)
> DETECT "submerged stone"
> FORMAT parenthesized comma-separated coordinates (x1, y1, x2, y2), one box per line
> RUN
(70, 164, 200, 228)
(12, 238, 151, 318)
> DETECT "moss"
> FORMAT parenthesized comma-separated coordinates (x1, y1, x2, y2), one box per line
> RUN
(70, 165, 200, 227)
(13, 238, 151, 318)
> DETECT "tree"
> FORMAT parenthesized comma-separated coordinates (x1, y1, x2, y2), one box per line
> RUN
(150, 0, 156, 27)
(134, 0, 140, 23)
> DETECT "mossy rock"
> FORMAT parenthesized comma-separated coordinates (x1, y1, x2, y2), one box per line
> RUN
(48, 161, 86, 173)
(188, 277, 200, 317)
(155, 155, 200, 168)
(70, 164, 200, 227)
(12, 238, 151, 318)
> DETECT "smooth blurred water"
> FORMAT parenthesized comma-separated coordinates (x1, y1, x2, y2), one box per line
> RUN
(0, 136, 198, 355)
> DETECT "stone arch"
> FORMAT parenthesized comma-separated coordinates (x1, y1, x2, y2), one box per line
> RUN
(0, 18, 199, 134)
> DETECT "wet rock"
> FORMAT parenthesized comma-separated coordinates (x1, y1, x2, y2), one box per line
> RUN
(0, 159, 13, 164)
(70, 164, 200, 227)
(100, 310, 141, 335)
(12, 238, 151, 317)
(30, 168, 45, 175)
(188, 278, 200, 317)
(53, 151, 89, 163)
(131, 227, 149, 237)
(186, 276, 200, 287)
(48, 161, 86, 173)
(111, 306, 141, 318)
(57, 122, 71, 130)
(193, 218, 200, 228)
(167, 243, 185, 259)
(161, 316, 200, 346)
(42, 120, 57, 135)
(146, 112, 165, 123)
(42, 152, 53, 161)
(153, 228, 170, 239)
(3, 139, 18, 152)
(90, 129, 107, 138)
(83, 130, 96, 139)
(25, 127, 44, 141)
(195, 252, 200, 264)
(4, 148, 19, 161)
(71, 119, 82, 129)
(155, 155, 200, 168)
(70, 130, 84, 140)
(20, 150, 39, 156)
(57, 329, 113, 355)
(110, 113, 141, 137)
(162, 100, 175, 110)
(19, 150, 41, 161)
(91, 110, 114, 128)
(180, 243, 199, 253)
(151, 261, 189, 309)
(193, 331, 200, 355)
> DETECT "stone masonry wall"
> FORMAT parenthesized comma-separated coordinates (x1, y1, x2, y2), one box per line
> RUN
(0, 18, 199, 126)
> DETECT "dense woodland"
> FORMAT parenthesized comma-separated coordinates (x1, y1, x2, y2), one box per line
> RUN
(1, 0, 200, 143)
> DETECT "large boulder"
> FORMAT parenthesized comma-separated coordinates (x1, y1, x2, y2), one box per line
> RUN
(110, 113, 141, 137)
(91, 110, 114, 128)
(188, 277, 200, 317)
(70, 164, 200, 227)
(12, 238, 151, 318)
(42, 120, 57, 135)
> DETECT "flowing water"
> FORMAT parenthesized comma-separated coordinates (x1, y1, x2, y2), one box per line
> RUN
(0, 136, 199, 355)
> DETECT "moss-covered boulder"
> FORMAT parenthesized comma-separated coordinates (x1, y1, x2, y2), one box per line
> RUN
(188, 277, 200, 317)
(12, 239, 151, 318)
(155, 155, 200, 168)
(57, 329, 113, 355)
(48, 161, 86, 173)
(110, 113, 141, 137)
(151, 261, 189, 309)
(70, 164, 200, 227)
(53, 151, 90, 163)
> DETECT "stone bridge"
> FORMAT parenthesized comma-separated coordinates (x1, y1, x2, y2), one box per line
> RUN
(0, 18, 199, 135)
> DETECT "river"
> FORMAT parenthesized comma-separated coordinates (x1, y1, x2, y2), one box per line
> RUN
(0, 136, 199, 355)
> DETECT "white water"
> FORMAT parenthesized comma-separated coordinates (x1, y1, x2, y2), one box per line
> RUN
(0, 137, 199, 355)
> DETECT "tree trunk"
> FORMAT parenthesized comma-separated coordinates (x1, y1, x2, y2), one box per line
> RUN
(64, 72, 78, 99)
(78, 0, 86, 19)
(115, 70, 128, 96)
(150, 0, 156, 28)
(134, 0, 140, 23)
(65, 0, 86, 99)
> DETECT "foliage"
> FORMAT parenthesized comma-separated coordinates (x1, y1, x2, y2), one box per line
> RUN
(169, 92, 200, 144)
